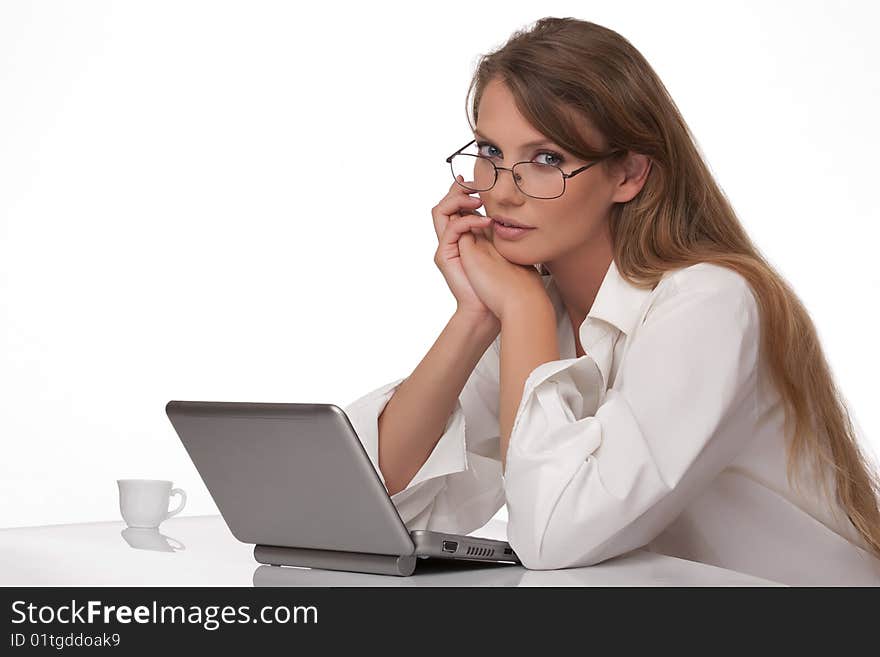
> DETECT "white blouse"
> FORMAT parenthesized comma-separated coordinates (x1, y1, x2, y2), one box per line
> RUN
(344, 259, 880, 586)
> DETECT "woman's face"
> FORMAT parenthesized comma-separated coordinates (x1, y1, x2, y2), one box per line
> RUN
(473, 78, 619, 267)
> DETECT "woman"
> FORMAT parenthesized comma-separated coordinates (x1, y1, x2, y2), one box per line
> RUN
(344, 17, 880, 585)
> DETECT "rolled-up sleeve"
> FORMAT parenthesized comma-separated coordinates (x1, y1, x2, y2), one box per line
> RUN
(502, 272, 761, 570)
(343, 338, 506, 534)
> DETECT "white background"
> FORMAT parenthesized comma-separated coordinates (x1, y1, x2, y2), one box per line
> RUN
(1, 0, 878, 529)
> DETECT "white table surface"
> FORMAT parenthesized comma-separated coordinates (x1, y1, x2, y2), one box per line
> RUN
(0, 515, 785, 587)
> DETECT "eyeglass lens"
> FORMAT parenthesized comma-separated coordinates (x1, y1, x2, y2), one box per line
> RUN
(450, 154, 564, 199)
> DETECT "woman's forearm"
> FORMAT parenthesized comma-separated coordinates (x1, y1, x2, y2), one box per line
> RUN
(378, 312, 500, 496)
(499, 296, 559, 473)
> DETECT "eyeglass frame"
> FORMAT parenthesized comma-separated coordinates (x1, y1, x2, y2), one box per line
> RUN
(445, 138, 626, 200)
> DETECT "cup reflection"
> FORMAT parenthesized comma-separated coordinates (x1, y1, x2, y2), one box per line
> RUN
(120, 527, 186, 552)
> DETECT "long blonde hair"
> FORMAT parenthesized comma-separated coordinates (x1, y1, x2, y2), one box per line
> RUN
(465, 17, 880, 558)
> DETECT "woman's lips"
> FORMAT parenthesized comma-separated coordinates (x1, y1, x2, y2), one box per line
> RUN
(491, 215, 534, 229)
(492, 219, 535, 240)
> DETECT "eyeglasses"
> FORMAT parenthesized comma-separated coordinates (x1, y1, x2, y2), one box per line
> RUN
(445, 139, 624, 200)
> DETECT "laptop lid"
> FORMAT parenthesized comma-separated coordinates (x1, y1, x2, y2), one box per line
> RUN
(166, 400, 416, 557)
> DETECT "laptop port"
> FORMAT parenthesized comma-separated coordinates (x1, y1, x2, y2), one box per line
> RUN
(442, 540, 458, 553)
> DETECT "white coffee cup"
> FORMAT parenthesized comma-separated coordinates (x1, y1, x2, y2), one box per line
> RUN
(117, 479, 187, 528)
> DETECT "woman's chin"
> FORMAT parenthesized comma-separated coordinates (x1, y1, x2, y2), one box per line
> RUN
(496, 249, 539, 268)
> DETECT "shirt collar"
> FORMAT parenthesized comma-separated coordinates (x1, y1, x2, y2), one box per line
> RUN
(586, 259, 656, 336)
(541, 259, 656, 392)
(543, 258, 656, 337)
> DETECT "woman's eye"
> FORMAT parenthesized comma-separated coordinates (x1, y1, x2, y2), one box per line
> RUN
(476, 142, 500, 158)
(535, 151, 564, 167)
(475, 141, 565, 167)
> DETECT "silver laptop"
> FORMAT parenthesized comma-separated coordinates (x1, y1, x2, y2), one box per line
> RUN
(165, 400, 520, 576)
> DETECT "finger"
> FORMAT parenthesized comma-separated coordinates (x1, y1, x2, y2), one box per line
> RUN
(441, 214, 492, 248)
(432, 175, 483, 240)
(447, 173, 479, 194)
(470, 211, 492, 239)
(432, 195, 483, 241)
(457, 230, 476, 254)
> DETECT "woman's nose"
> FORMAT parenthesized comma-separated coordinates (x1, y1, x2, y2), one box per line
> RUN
(492, 166, 525, 199)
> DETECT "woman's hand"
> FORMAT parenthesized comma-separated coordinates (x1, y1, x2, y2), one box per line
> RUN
(457, 228, 549, 322)
(432, 175, 499, 327)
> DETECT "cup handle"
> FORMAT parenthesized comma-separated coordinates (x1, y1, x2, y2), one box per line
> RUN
(165, 488, 187, 520)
